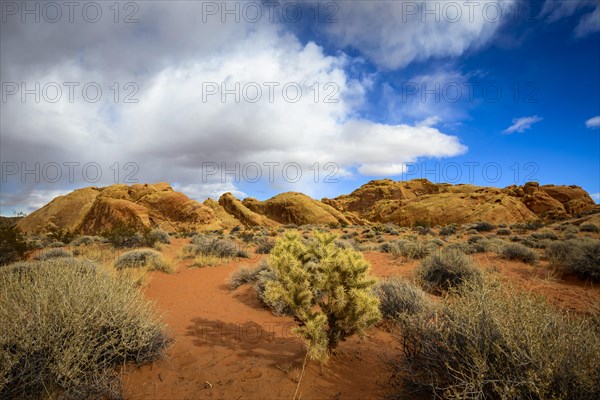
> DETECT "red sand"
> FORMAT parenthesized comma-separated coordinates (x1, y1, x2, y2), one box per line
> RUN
(122, 241, 599, 399)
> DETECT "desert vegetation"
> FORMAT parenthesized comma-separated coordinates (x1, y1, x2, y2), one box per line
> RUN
(0, 258, 170, 399)
(389, 278, 600, 400)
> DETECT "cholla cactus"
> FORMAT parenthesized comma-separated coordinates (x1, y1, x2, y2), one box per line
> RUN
(264, 232, 381, 361)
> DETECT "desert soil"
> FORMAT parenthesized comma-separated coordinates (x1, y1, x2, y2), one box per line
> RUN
(121, 239, 600, 400)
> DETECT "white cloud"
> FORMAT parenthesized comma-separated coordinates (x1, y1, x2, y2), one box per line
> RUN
(502, 116, 543, 134)
(576, 6, 600, 37)
(1, 3, 468, 212)
(541, 0, 600, 37)
(321, 0, 517, 69)
(591, 193, 600, 203)
(585, 116, 600, 128)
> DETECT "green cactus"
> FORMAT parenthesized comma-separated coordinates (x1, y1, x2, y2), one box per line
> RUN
(264, 232, 381, 361)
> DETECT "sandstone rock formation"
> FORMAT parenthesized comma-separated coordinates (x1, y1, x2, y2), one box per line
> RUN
(217, 192, 279, 228)
(241, 192, 353, 226)
(15, 179, 597, 234)
(17, 183, 222, 234)
(323, 179, 596, 227)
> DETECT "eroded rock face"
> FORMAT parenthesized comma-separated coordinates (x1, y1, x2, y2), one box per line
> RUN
(17, 183, 221, 234)
(217, 193, 279, 228)
(323, 179, 596, 226)
(241, 192, 352, 226)
(16, 179, 598, 234)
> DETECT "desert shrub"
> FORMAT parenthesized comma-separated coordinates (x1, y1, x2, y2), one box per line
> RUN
(0, 224, 29, 265)
(496, 227, 512, 236)
(373, 278, 429, 319)
(473, 221, 495, 232)
(416, 249, 482, 293)
(546, 238, 600, 281)
(102, 222, 146, 248)
(390, 280, 600, 400)
(230, 225, 242, 234)
(466, 228, 479, 235)
(114, 249, 172, 273)
(531, 230, 559, 240)
(341, 231, 359, 239)
(0, 258, 169, 399)
(230, 262, 269, 291)
(147, 229, 171, 245)
(262, 232, 381, 361)
(190, 235, 248, 258)
(71, 235, 106, 246)
(382, 223, 400, 235)
(557, 223, 580, 235)
(466, 237, 506, 254)
(254, 237, 275, 254)
(34, 248, 72, 261)
(512, 220, 544, 231)
(47, 228, 76, 245)
(439, 224, 459, 236)
(501, 243, 539, 264)
(580, 223, 600, 233)
(387, 240, 434, 260)
(230, 267, 255, 290)
(239, 231, 255, 244)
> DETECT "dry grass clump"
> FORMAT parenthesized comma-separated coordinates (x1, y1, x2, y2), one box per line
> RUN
(189, 234, 248, 258)
(0, 258, 170, 399)
(254, 237, 275, 254)
(389, 279, 600, 399)
(373, 278, 430, 319)
(501, 243, 539, 264)
(230, 262, 269, 290)
(33, 247, 72, 261)
(546, 238, 600, 281)
(381, 239, 434, 260)
(416, 249, 483, 293)
(71, 235, 106, 246)
(580, 223, 600, 233)
(114, 249, 172, 273)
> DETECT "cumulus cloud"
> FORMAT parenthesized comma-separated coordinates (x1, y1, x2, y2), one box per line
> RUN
(502, 116, 543, 134)
(585, 116, 600, 128)
(320, 0, 517, 69)
(0, 2, 471, 213)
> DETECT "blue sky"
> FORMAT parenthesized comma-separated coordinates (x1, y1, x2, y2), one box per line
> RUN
(1, 0, 599, 215)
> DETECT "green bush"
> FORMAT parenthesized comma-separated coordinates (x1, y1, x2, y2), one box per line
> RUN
(0, 258, 170, 398)
(114, 249, 172, 273)
(0, 224, 29, 265)
(501, 243, 539, 264)
(416, 249, 483, 293)
(373, 278, 429, 319)
(263, 232, 381, 361)
(390, 280, 600, 399)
